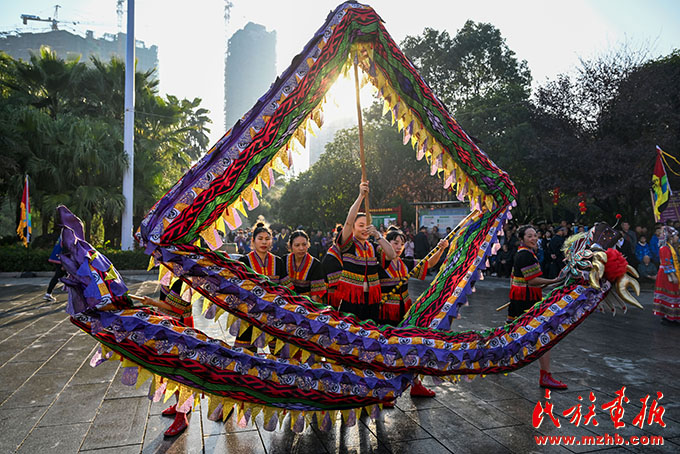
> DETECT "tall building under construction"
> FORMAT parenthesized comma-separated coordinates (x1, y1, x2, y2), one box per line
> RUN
(0, 30, 158, 74)
(224, 22, 276, 131)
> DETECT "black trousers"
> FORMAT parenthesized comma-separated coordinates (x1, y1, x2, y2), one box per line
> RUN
(47, 265, 66, 294)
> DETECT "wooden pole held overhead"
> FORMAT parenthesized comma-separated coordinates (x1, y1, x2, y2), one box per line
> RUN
(353, 54, 371, 223)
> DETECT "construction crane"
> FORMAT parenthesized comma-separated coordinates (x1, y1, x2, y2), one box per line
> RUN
(20, 5, 78, 31)
(117, 0, 124, 32)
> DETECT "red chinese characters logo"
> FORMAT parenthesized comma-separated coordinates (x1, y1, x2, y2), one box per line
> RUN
(532, 386, 666, 429)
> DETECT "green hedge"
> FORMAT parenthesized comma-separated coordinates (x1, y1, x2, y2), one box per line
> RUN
(0, 245, 150, 272)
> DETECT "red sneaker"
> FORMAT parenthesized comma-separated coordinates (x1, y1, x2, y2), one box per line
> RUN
(539, 370, 568, 390)
(410, 381, 436, 397)
(161, 404, 177, 417)
(164, 412, 188, 437)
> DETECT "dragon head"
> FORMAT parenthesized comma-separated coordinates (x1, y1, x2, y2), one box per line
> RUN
(562, 222, 642, 313)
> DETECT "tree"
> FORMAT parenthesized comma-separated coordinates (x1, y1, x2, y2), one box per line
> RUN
(9, 47, 85, 118)
(0, 48, 211, 246)
(402, 22, 538, 220)
(401, 21, 531, 112)
(531, 47, 679, 223)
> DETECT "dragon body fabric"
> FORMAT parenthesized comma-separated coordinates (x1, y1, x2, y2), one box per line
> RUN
(58, 2, 640, 431)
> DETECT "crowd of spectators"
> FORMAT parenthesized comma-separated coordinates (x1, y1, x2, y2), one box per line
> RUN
(221, 220, 449, 264)
(486, 219, 680, 283)
(220, 217, 675, 285)
(223, 226, 339, 260)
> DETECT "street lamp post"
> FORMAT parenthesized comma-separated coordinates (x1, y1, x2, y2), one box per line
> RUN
(121, 0, 135, 250)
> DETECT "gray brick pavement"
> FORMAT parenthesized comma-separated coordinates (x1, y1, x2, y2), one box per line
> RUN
(1, 276, 678, 453)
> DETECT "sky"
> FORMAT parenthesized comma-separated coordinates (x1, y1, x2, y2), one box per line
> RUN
(2, 0, 679, 172)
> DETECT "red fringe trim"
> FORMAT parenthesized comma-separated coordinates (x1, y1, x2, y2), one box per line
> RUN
(509, 286, 541, 302)
(326, 288, 342, 309)
(380, 303, 401, 323)
(335, 282, 382, 304)
(380, 299, 412, 323)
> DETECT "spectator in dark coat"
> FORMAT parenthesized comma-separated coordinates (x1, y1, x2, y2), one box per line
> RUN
(649, 227, 661, 266)
(540, 230, 552, 273)
(495, 243, 514, 277)
(428, 226, 441, 249)
(308, 230, 322, 259)
(414, 226, 430, 259)
(619, 232, 639, 268)
(621, 221, 637, 245)
(637, 255, 657, 283)
(546, 227, 567, 278)
(505, 226, 519, 254)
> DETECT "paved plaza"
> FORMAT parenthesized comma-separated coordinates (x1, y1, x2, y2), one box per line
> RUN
(1, 273, 679, 453)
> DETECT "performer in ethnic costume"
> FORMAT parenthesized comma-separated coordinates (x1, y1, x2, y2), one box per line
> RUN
(138, 279, 195, 436)
(379, 226, 449, 324)
(379, 226, 449, 400)
(653, 226, 680, 323)
(321, 227, 344, 308)
(236, 222, 291, 349)
(508, 225, 566, 389)
(283, 230, 326, 302)
(239, 222, 289, 285)
(336, 181, 395, 321)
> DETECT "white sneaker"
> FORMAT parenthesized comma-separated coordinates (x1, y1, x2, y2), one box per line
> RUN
(43, 293, 56, 302)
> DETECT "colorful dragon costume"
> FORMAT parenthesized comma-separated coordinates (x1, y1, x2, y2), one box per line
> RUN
(58, 2, 641, 431)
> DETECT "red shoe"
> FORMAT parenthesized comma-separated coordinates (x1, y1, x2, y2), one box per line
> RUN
(539, 370, 568, 390)
(161, 404, 177, 417)
(410, 381, 436, 397)
(164, 412, 188, 437)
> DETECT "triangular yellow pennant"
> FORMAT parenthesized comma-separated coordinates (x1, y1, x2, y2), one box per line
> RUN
(280, 149, 291, 168)
(207, 396, 220, 417)
(242, 187, 255, 209)
(251, 177, 263, 196)
(263, 406, 275, 426)
(202, 298, 212, 315)
(135, 367, 154, 389)
(200, 227, 219, 249)
(104, 266, 117, 281)
(294, 128, 306, 148)
(275, 338, 286, 355)
(238, 320, 250, 338)
(290, 410, 301, 430)
(121, 358, 136, 368)
(231, 198, 247, 217)
(178, 386, 194, 408)
(164, 381, 179, 402)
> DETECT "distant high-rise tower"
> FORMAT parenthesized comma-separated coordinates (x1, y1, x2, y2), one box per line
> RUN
(224, 22, 276, 131)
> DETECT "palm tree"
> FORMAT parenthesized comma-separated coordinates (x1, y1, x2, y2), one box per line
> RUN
(1, 50, 211, 245)
(10, 46, 85, 118)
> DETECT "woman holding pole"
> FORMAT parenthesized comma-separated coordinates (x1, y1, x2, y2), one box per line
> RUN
(336, 181, 395, 321)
